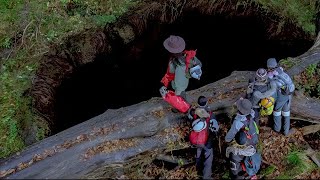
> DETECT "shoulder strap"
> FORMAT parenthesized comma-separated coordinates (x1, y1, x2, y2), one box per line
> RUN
(183, 50, 196, 72)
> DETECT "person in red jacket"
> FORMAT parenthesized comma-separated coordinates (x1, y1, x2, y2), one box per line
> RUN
(159, 35, 203, 113)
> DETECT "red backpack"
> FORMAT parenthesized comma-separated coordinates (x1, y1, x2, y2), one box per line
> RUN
(189, 112, 212, 147)
(161, 50, 197, 87)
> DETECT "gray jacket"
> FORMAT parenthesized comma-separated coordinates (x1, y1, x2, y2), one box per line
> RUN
(225, 110, 259, 146)
(169, 56, 202, 95)
(248, 80, 277, 108)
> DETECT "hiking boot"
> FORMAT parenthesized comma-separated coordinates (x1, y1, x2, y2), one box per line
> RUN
(285, 128, 296, 136)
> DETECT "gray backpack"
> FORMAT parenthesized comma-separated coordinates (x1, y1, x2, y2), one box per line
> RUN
(244, 152, 262, 176)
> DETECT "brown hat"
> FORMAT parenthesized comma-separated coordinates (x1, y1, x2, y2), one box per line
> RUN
(195, 108, 210, 118)
(163, 35, 186, 53)
(236, 98, 252, 115)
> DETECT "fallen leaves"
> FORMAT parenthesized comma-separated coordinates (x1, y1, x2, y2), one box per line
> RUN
(82, 138, 138, 160)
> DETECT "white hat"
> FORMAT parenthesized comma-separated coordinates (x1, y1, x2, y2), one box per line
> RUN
(192, 118, 207, 132)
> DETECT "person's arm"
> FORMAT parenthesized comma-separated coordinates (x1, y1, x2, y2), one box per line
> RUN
(193, 56, 202, 67)
(253, 80, 277, 99)
(225, 120, 239, 142)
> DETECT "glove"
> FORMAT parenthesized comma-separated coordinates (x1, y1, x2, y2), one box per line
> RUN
(209, 118, 219, 132)
(190, 65, 202, 80)
(159, 86, 168, 98)
(247, 83, 254, 94)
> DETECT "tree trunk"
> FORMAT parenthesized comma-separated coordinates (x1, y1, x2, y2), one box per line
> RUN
(2, 27, 320, 178)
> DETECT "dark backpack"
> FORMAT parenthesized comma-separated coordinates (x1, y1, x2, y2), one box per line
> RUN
(243, 152, 262, 176)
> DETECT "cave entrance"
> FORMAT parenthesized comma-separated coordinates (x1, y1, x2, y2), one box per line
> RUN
(53, 11, 313, 134)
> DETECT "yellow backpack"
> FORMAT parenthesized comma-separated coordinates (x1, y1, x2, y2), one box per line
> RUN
(259, 97, 275, 116)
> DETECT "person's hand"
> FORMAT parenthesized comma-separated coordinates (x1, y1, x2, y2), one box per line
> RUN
(159, 86, 168, 98)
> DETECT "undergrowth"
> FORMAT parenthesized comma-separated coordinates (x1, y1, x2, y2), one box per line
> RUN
(0, 0, 138, 159)
(276, 150, 316, 179)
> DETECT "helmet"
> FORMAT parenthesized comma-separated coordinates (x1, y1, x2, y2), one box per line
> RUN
(197, 96, 208, 107)
(192, 118, 207, 132)
(260, 97, 275, 108)
(255, 68, 267, 81)
(267, 58, 278, 69)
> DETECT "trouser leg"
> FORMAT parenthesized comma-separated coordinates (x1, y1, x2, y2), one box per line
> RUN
(253, 108, 260, 126)
(230, 154, 244, 179)
(196, 148, 202, 173)
(180, 91, 188, 103)
(273, 110, 282, 132)
(282, 97, 291, 135)
(202, 148, 213, 179)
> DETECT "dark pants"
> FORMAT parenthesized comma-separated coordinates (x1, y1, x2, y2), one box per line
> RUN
(196, 146, 213, 179)
(229, 153, 245, 180)
(253, 107, 260, 126)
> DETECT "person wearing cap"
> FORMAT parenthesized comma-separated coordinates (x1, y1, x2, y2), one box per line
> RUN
(226, 131, 258, 179)
(225, 98, 259, 147)
(266, 58, 295, 136)
(160, 35, 203, 101)
(246, 68, 277, 125)
(190, 107, 219, 180)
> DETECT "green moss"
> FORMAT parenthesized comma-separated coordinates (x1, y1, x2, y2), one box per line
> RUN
(276, 150, 316, 179)
(253, 0, 317, 36)
(261, 165, 277, 176)
(0, 0, 138, 158)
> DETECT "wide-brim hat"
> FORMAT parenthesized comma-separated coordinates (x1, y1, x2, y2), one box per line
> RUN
(236, 98, 252, 115)
(163, 35, 186, 53)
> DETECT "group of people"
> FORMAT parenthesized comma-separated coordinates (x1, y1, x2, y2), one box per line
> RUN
(159, 35, 295, 179)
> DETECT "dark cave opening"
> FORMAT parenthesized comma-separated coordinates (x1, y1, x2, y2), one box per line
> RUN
(53, 12, 314, 134)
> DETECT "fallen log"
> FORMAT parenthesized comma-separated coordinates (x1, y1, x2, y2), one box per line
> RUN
(1, 65, 320, 178)
(155, 154, 193, 165)
(301, 124, 320, 135)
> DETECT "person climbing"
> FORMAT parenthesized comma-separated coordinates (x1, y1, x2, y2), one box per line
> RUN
(246, 68, 277, 125)
(159, 35, 203, 113)
(266, 58, 295, 136)
(188, 106, 219, 179)
(225, 98, 259, 147)
(226, 131, 261, 180)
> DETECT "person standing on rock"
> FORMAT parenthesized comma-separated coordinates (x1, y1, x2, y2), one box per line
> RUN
(159, 35, 203, 113)
(266, 58, 295, 136)
(246, 68, 277, 125)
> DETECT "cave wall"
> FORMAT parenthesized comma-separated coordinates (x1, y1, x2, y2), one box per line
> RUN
(31, 0, 314, 134)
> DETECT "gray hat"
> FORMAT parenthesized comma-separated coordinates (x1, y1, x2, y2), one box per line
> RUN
(236, 98, 252, 115)
(197, 96, 208, 107)
(267, 58, 278, 68)
(163, 35, 186, 53)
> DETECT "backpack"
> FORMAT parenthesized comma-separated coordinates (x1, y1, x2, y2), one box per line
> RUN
(259, 97, 275, 116)
(189, 112, 212, 147)
(274, 68, 295, 95)
(242, 152, 262, 176)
